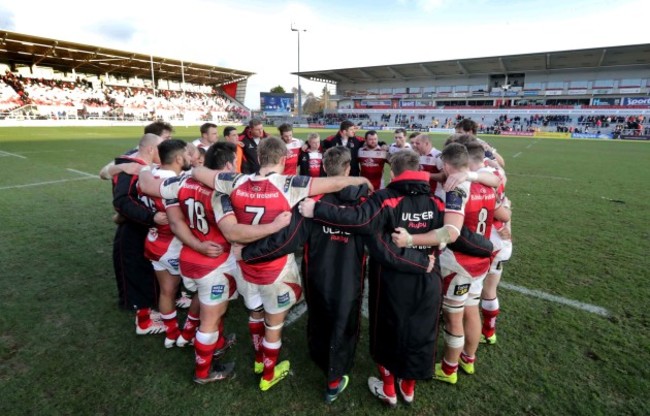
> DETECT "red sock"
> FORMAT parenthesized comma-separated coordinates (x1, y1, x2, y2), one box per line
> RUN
(400, 379, 415, 396)
(248, 318, 265, 363)
(481, 307, 500, 338)
(161, 310, 180, 340)
(441, 359, 458, 376)
(460, 351, 475, 364)
(328, 378, 341, 390)
(181, 312, 200, 341)
(261, 339, 281, 381)
(194, 339, 217, 379)
(215, 320, 226, 349)
(136, 308, 152, 328)
(378, 365, 395, 397)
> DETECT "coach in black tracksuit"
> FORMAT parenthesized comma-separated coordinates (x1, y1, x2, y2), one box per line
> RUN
(322, 120, 365, 176)
(308, 151, 492, 387)
(239, 120, 269, 174)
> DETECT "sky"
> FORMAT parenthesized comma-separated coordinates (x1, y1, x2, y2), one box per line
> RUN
(1, 0, 648, 109)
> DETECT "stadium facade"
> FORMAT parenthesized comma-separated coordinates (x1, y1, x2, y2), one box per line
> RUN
(297, 44, 650, 138)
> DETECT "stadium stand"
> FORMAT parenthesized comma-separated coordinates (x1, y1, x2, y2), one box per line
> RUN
(299, 44, 650, 138)
(0, 31, 252, 123)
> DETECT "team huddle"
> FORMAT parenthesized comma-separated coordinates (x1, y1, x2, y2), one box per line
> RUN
(103, 117, 512, 406)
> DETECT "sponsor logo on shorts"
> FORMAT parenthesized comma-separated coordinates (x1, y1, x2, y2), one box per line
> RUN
(277, 292, 290, 307)
(147, 229, 158, 241)
(454, 284, 470, 296)
(210, 285, 225, 300)
(168, 258, 179, 268)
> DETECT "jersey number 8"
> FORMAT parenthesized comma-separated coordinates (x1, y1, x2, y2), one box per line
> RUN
(476, 208, 488, 236)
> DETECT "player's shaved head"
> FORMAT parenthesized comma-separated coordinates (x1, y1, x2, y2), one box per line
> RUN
(139, 133, 162, 149)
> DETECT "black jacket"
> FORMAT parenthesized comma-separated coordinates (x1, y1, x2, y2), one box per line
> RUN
(322, 134, 364, 176)
(312, 170, 491, 379)
(112, 156, 155, 227)
(238, 127, 269, 174)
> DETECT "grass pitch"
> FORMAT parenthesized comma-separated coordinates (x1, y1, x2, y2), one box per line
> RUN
(0, 126, 649, 415)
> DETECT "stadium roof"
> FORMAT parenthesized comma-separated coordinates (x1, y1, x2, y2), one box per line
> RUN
(297, 44, 650, 84)
(0, 30, 254, 86)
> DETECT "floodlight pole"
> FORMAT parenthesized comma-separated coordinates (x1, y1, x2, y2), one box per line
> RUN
(291, 25, 306, 119)
(150, 55, 156, 97)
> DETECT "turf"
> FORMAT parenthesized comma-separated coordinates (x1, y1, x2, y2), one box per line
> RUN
(0, 126, 649, 415)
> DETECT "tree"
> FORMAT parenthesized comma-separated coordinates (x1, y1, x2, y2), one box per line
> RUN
(270, 85, 286, 93)
(302, 92, 322, 115)
(320, 85, 335, 111)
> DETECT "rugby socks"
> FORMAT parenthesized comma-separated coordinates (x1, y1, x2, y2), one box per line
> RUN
(481, 298, 500, 338)
(248, 317, 265, 365)
(328, 378, 342, 390)
(215, 320, 226, 350)
(377, 365, 396, 397)
(441, 358, 459, 376)
(399, 379, 415, 397)
(460, 351, 475, 365)
(136, 308, 153, 329)
(194, 331, 219, 379)
(180, 311, 200, 341)
(161, 310, 180, 341)
(261, 338, 281, 381)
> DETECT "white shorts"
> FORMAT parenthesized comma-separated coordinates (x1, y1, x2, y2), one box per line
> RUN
(151, 237, 182, 275)
(236, 255, 303, 315)
(181, 254, 238, 306)
(440, 249, 487, 305)
(489, 234, 513, 276)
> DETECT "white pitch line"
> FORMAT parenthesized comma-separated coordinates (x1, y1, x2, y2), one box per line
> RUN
(289, 279, 609, 325)
(500, 282, 610, 317)
(513, 152, 523, 158)
(525, 140, 540, 149)
(18, 150, 77, 154)
(66, 168, 99, 178)
(0, 176, 94, 190)
(0, 150, 27, 159)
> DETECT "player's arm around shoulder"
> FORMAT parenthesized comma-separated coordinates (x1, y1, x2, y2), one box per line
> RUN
(191, 166, 218, 189)
(309, 175, 373, 196)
